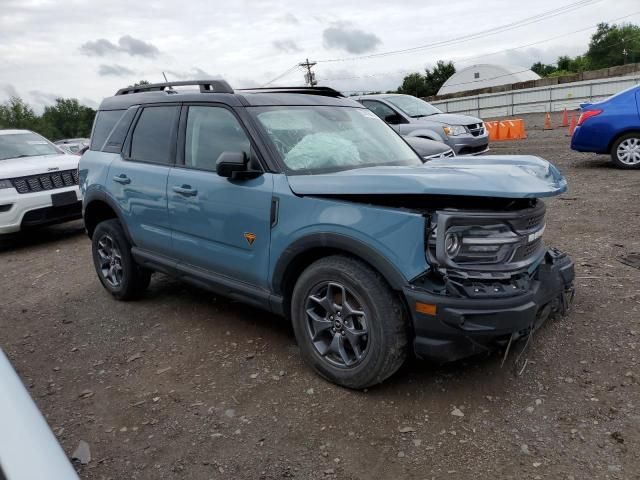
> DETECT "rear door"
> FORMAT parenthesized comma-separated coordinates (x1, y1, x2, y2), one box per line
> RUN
(168, 104, 274, 288)
(108, 105, 179, 255)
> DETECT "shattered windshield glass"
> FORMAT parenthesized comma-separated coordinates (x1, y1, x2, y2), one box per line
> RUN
(250, 106, 422, 174)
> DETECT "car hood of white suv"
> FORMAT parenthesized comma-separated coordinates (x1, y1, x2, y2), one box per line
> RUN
(0, 154, 79, 179)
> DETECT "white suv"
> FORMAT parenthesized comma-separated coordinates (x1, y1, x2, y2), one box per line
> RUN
(0, 129, 82, 234)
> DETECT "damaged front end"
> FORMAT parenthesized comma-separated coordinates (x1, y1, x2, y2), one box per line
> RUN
(406, 198, 575, 362)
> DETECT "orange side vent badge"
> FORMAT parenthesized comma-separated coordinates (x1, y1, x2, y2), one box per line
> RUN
(244, 232, 256, 246)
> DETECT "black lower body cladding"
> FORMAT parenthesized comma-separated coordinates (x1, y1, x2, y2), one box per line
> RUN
(405, 248, 575, 362)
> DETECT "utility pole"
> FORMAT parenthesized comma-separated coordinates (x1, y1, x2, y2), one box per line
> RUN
(299, 58, 317, 87)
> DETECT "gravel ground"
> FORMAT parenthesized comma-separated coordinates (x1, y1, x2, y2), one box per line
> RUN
(1, 114, 639, 479)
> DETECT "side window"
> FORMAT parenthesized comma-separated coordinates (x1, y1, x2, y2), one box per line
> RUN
(102, 107, 138, 154)
(90, 110, 125, 151)
(185, 106, 251, 172)
(361, 100, 397, 121)
(130, 106, 178, 164)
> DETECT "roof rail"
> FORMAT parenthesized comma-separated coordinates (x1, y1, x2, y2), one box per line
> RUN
(238, 86, 344, 98)
(115, 80, 234, 96)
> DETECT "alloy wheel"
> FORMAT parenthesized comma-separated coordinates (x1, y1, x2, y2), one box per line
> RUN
(617, 137, 640, 166)
(96, 234, 123, 288)
(305, 281, 369, 368)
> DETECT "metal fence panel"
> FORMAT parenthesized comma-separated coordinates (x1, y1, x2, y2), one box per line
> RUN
(431, 74, 640, 119)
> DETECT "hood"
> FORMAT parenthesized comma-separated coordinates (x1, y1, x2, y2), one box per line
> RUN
(419, 113, 482, 125)
(0, 154, 79, 179)
(403, 137, 451, 156)
(287, 155, 567, 199)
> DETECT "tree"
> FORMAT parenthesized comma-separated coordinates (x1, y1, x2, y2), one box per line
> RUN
(41, 98, 96, 140)
(0, 97, 39, 130)
(396, 60, 455, 97)
(531, 62, 557, 77)
(424, 61, 455, 96)
(130, 80, 150, 87)
(397, 73, 428, 97)
(0, 96, 95, 141)
(586, 22, 640, 69)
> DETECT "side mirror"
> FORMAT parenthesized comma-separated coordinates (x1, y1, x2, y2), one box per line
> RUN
(216, 151, 261, 179)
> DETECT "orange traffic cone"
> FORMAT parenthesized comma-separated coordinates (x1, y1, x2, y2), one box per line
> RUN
(543, 112, 553, 130)
(568, 112, 577, 136)
(561, 108, 569, 127)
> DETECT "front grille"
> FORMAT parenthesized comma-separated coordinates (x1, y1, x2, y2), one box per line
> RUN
(458, 143, 488, 155)
(509, 209, 545, 233)
(512, 237, 543, 262)
(467, 123, 485, 137)
(443, 150, 455, 158)
(10, 169, 79, 194)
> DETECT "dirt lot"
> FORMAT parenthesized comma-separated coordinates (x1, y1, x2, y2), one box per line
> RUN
(1, 115, 639, 479)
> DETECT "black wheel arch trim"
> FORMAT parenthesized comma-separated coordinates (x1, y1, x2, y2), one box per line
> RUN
(271, 232, 409, 295)
(83, 190, 134, 245)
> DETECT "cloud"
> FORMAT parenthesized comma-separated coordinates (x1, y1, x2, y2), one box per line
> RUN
(117, 35, 159, 57)
(2, 83, 20, 99)
(80, 36, 159, 58)
(277, 13, 299, 24)
(164, 67, 213, 80)
(322, 24, 381, 54)
(273, 39, 301, 53)
(98, 64, 135, 77)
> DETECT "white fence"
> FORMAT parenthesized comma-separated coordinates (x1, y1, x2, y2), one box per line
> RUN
(430, 74, 640, 119)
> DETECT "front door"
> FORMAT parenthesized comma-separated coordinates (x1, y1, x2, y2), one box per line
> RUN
(108, 105, 179, 255)
(360, 100, 402, 133)
(168, 105, 274, 289)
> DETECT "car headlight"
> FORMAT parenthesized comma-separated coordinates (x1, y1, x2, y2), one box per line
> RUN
(0, 179, 13, 189)
(442, 225, 518, 263)
(443, 124, 467, 136)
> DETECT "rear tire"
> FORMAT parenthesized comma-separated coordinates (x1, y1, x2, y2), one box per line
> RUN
(291, 255, 408, 389)
(611, 132, 640, 169)
(91, 219, 151, 300)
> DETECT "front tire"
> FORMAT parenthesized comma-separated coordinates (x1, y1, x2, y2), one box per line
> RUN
(611, 133, 640, 169)
(91, 219, 151, 300)
(291, 255, 408, 389)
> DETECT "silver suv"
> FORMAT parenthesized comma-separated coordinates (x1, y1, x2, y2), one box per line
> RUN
(357, 94, 489, 155)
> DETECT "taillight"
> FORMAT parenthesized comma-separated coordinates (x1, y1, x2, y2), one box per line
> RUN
(577, 109, 602, 126)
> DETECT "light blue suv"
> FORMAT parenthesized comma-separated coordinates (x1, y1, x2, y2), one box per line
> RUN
(80, 80, 575, 388)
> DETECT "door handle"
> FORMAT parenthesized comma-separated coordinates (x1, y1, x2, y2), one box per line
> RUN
(172, 185, 198, 197)
(112, 174, 131, 185)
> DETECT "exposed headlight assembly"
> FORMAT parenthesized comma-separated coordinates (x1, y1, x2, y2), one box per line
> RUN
(0, 179, 13, 189)
(443, 124, 467, 136)
(427, 205, 547, 272)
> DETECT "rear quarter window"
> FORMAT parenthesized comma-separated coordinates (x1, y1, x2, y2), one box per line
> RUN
(90, 110, 125, 151)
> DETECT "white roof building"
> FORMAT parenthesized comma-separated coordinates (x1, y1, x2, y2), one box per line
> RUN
(437, 64, 541, 96)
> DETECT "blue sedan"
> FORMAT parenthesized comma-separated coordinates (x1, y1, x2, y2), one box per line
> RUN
(571, 84, 640, 169)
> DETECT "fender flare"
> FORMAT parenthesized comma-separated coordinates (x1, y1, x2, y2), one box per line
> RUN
(271, 232, 409, 295)
(83, 190, 134, 244)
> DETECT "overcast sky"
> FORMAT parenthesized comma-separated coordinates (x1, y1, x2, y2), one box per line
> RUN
(0, 0, 637, 112)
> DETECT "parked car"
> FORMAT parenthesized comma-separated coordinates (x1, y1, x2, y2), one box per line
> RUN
(54, 138, 90, 155)
(356, 94, 489, 155)
(0, 129, 82, 234)
(81, 81, 574, 389)
(0, 349, 79, 480)
(570, 85, 640, 169)
(403, 136, 455, 161)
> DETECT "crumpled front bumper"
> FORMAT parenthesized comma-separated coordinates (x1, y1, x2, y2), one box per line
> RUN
(404, 248, 575, 362)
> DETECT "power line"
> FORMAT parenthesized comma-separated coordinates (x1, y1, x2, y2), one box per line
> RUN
(315, 0, 601, 63)
(262, 64, 301, 87)
(317, 11, 640, 85)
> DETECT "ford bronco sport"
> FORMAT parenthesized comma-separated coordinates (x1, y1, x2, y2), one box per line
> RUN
(80, 80, 574, 389)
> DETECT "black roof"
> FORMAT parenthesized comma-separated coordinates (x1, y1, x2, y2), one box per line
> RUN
(99, 80, 362, 110)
